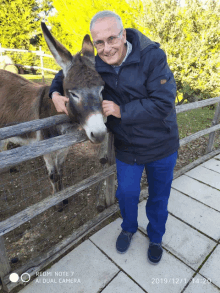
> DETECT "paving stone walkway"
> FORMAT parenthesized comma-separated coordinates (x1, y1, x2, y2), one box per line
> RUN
(19, 154, 220, 293)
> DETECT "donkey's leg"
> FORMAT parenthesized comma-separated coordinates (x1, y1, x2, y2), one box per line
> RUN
(55, 147, 70, 205)
(43, 152, 57, 194)
(0, 139, 12, 174)
(43, 152, 64, 212)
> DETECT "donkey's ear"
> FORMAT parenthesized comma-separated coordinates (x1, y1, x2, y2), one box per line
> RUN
(82, 35, 94, 57)
(41, 22, 72, 76)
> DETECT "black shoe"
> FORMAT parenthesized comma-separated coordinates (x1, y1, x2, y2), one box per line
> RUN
(116, 229, 134, 254)
(147, 241, 163, 265)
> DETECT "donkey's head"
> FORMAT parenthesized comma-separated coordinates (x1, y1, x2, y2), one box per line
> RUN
(41, 22, 107, 144)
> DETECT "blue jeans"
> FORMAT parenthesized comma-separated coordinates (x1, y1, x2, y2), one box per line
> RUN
(115, 151, 178, 243)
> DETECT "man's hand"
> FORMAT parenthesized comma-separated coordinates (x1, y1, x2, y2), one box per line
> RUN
(102, 101, 121, 118)
(52, 92, 69, 116)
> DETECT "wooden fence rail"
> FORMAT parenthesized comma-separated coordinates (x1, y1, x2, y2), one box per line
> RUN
(0, 96, 219, 170)
(1, 96, 219, 141)
(0, 96, 220, 292)
(0, 114, 70, 140)
(0, 44, 58, 80)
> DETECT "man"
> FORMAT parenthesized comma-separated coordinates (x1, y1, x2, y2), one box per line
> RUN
(49, 10, 180, 265)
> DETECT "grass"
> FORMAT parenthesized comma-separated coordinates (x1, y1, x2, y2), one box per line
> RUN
(177, 106, 216, 140)
(21, 73, 217, 141)
(20, 73, 55, 85)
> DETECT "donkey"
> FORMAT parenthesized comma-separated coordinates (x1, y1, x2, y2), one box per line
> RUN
(0, 22, 107, 211)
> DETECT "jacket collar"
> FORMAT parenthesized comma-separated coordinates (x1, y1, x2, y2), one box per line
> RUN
(95, 28, 159, 73)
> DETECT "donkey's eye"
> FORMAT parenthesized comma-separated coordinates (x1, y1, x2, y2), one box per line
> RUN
(69, 92, 79, 100)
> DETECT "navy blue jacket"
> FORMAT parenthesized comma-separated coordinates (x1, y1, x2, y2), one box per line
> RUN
(49, 28, 180, 165)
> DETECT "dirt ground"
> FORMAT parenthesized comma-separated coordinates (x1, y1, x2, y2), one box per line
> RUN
(0, 140, 106, 269)
(0, 128, 220, 293)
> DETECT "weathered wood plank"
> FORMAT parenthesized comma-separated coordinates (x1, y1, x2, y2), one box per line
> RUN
(4, 147, 220, 292)
(3, 203, 120, 292)
(105, 132, 116, 207)
(1, 136, 217, 239)
(0, 236, 11, 292)
(0, 96, 219, 142)
(0, 96, 220, 171)
(1, 119, 219, 171)
(0, 130, 88, 170)
(206, 102, 220, 154)
(176, 96, 220, 114)
(0, 114, 71, 140)
(3, 188, 149, 292)
(96, 168, 107, 212)
(0, 164, 116, 237)
(96, 134, 108, 211)
(179, 123, 220, 147)
(98, 133, 108, 164)
(173, 148, 220, 180)
(2, 147, 220, 292)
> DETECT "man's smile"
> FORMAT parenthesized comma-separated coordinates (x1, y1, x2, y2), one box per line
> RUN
(104, 51, 117, 57)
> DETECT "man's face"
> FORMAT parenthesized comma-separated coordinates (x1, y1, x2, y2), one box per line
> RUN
(91, 17, 127, 66)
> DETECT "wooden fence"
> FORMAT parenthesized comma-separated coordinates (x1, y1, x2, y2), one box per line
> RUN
(0, 96, 220, 292)
(0, 44, 58, 80)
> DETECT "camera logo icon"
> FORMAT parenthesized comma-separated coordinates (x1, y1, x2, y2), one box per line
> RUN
(9, 272, 31, 283)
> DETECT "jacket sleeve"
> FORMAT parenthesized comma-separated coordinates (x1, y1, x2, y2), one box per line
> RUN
(102, 88, 116, 130)
(120, 49, 176, 125)
(49, 70, 64, 99)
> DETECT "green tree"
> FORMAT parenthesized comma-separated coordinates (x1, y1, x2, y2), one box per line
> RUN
(142, 0, 220, 103)
(0, 0, 53, 69)
(43, 0, 219, 102)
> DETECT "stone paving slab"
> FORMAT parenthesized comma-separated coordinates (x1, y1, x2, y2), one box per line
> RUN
(184, 273, 220, 293)
(199, 244, 220, 289)
(17, 156, 220, 293)
(137, 200, 216, 270)
(200, 158, 220, 174)
(185, 165, 220, 190)
(102, 271, 145, 293)
(167, 189, 220, 240)
(19, 239, 119, 293)
(214, 154, 220, 160)
(90, 218, 194, 293)
(172, 175, 220, 211)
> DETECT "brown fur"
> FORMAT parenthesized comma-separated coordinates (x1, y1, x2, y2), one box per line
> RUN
(64, 53, 104, 90)
(0, 26, 106, 212)
(0, 70, 57, 139)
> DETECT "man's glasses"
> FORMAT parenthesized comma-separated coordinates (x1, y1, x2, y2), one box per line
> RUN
(93, 29, 123, 50)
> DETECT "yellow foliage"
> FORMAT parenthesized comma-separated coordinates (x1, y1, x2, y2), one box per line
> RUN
(48, 0, 144, 53)
(43, 0, 220, 100)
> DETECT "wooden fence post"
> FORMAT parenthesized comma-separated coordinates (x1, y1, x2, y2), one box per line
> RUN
(105, 132, 116, 207)
(206, 102, 220, 154)
(0, 236, 11, 292)
(96, 134, 108, 212)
